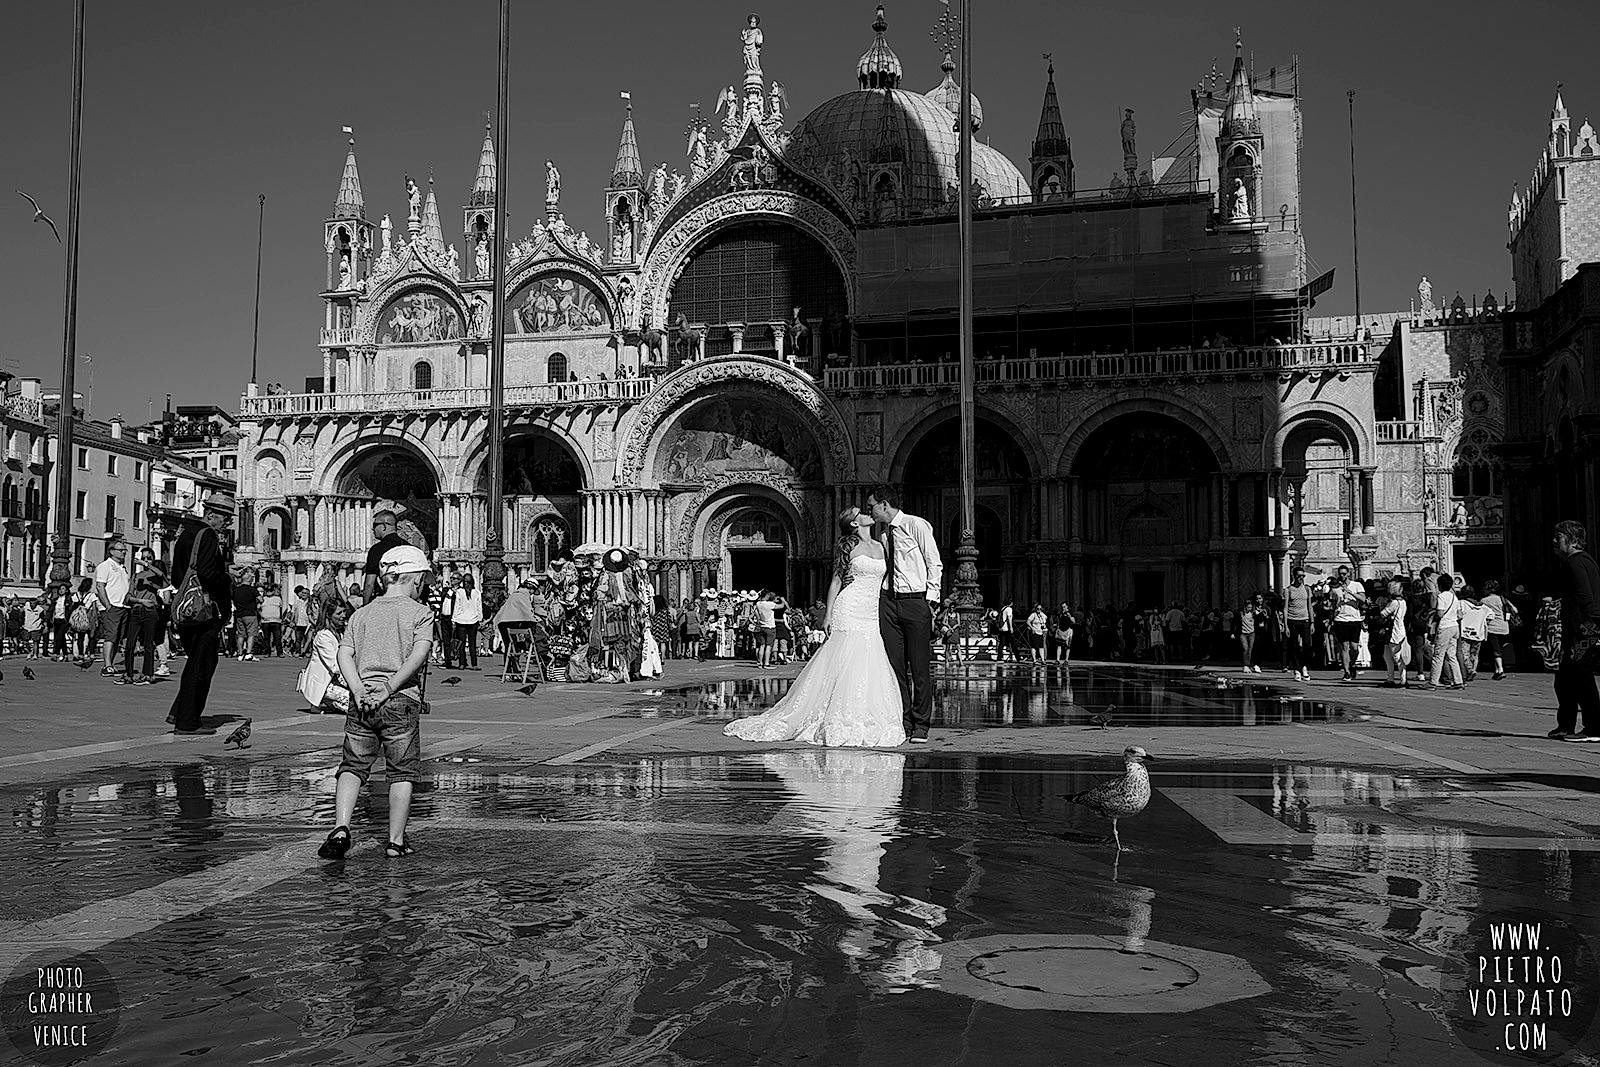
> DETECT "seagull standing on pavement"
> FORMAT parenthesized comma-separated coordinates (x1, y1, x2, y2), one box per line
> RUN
(1064, 746, 1155, 852)
(17, 190, 61, 242)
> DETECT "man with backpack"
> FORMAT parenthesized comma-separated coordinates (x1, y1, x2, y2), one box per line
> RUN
(167, 494, 236, 735)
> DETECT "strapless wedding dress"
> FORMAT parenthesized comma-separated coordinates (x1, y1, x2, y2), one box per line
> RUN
(724, 555, 906, 747)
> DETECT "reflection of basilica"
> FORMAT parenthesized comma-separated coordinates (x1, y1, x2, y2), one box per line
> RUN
(232, 8, 1512, 606)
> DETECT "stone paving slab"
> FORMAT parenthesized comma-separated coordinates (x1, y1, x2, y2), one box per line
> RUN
(0, 654, 1591, 788)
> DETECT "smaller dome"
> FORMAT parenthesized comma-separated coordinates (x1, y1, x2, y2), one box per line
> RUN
(927, 53, 982, 132)
(857, 5, 902, 90)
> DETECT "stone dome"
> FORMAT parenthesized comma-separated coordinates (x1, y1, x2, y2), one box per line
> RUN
(926, 54, 982, 132)
(785, 88, 1028, 215)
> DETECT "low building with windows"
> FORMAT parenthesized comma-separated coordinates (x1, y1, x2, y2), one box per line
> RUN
(1, 375, 52, 597)
(45, 410, 157, 581)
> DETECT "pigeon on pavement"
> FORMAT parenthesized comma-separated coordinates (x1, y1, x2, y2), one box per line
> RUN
(517, 684, 538, 696)
(440, 676, 463, 687)
(22, 667, 36, 681)
(1090, 703, 1115, 729)
(224, 719, 253, 749)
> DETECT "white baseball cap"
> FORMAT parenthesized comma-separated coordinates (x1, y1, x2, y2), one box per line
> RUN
(379, 544, 432, 577)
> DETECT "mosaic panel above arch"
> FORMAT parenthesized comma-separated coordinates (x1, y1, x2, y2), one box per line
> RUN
(506, 271, 612, 334)
(614, 358, 852, 488)
(374, 287, 465, 345)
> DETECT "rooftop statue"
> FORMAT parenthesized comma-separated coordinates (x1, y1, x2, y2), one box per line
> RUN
(742, 14, 763, 79)
(1120, 110, 1137, 163)
(546, 160, 562, 208)
(406, 176, 421, 223)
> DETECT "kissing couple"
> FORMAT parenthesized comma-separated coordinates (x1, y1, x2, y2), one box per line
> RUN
(724, 486, 943, 748)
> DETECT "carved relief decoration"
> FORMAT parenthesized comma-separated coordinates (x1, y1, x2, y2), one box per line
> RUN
(614, 358, 852, 487)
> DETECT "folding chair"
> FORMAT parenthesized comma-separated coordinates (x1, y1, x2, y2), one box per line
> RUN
(501, 622, 546, 684)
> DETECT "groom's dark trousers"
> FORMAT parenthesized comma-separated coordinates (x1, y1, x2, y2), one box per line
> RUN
(880, 592, 935, 735)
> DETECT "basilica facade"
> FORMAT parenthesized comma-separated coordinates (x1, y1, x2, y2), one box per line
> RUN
(235, 9, 1460, 610)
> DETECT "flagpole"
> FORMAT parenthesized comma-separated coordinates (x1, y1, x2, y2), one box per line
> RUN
(952, 0, 984, 635)
(49, 0, 86, 590)
(481, 0, 511, 616)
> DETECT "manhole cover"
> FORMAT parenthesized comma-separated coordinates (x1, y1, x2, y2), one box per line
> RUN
(968, 946, 1200, 996)
(934, 934, 1270, 1013)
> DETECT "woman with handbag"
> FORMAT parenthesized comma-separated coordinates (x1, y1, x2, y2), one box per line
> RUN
(166, 497, 235, 735)
(1425, 574, 1466, 690)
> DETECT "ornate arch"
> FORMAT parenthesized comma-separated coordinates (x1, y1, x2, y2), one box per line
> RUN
(1543, 348, 1584, 447)
(674, 474, 819, 559)
(639, 190, 856, 330)
(614, 357, 851, 488)
(503, 256, 619, 331)
(356, 280, 469, 348)
(315, 430, 446, 496)
(450, 418, 595, 495)
(1274, 404, 1370, 469)
(883, 401, 1049, 485)
(1051, 398, 1230, 476)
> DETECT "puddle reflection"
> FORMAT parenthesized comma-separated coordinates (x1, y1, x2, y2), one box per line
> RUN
(4, 751, 1596, 1063)
(634, 664, 1369, 728)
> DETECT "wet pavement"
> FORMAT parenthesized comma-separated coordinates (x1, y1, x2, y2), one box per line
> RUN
(632, 664, 1375, 728)
(4, 659, 1599, 1065)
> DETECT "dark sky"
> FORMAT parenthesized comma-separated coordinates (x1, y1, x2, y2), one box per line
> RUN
(1, 1, 1589, 411)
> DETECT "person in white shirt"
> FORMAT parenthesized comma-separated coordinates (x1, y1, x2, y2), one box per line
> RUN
(998, 598, 1016, 662)
(1025, 604, 1048, 663)
(1427, 573, 1466, 689)
(297, 600, 354, 713)
(1330, 565, 1368, 682)
(93, 540, 131, 675)
(867, 486, 944, 743)
(450, 574, 484, 669)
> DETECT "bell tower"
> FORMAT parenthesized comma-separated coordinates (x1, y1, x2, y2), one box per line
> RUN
(464, 120, 497, 282)
(1216, 32, 1264, 229)
(1030, 56, 1073, 201)
(606, 93, 644, 266)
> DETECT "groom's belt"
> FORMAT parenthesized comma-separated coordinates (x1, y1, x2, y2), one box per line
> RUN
(882, 589, 928, 600)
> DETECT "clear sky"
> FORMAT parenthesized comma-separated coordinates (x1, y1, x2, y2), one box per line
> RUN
(1, 1, 1589, 411)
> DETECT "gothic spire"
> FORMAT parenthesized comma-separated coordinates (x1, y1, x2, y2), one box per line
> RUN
(612, 94, 643, 188)
(333, 132, 365, 218)
(857, 5, 902, 90)
(1220, 30, 1260, 139)
(1553, 84, 1569, 124)
(1031, 58, 1067, 159)
(470, 120, 497, 206)
(422, 177, 444, 251)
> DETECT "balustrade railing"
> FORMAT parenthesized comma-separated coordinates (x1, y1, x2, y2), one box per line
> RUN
(241, 376, 656, 418)
(824, 342, 1374, 392)
(1376, 420, 1424, 442)
(319, 326, 358, 347)
(2, 394, 45, 424)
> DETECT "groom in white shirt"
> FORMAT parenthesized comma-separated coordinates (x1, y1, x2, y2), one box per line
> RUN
(868, 486, 943, 743)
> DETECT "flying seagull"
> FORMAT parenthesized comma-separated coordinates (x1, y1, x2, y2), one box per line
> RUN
(17, 190, 61, 242)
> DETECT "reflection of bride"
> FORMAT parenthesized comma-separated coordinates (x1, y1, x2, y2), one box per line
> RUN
(758, 748, 945, 988)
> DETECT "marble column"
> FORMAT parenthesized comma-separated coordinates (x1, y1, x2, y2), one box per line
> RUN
(728, 323, 745, 354)
(323, 351, 333, 395)
(771, 322, 787, 363)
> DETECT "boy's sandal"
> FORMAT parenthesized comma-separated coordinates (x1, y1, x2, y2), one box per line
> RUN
(385, 841, 415, 858)
(317, 826, 352, 860)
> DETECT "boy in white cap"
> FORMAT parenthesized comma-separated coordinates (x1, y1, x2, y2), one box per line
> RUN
(318, 543, 435, 860)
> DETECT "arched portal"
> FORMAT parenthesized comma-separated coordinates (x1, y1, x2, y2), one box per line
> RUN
(1282, 419, 1355, 576)
(667, 221, 848, 360)
(1072, 413, 1221, 609)
(474, 429, 586, 565)
(688, 491, 803, 601)
(336, 446, 440, 551)
(903, 417, 1032, 604)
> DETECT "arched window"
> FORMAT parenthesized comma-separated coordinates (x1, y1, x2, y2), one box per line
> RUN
(413, 361, 433, 391)
(547, 353, 568, 383)
(529, 515, 569, 571)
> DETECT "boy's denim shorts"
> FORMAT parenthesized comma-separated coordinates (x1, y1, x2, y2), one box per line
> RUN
(338, 693, 423, 784)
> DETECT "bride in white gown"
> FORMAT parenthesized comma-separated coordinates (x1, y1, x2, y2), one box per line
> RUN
(724, 508, 907, 747)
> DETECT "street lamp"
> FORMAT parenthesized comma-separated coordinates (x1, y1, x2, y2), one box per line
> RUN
(951, 0, 984, 634)
(48, 0, 87, 592)
(480, 0, 511, 616)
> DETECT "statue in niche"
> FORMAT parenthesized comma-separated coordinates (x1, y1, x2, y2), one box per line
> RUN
(406, 176, 421, 223)
(1120, 109, 1137, 161)
(875, 177, 899, 222)
(687, 125, 708, 170)
(446, 245, 460, 278)
(1229, 178, 1250, 221)
(380, 214, 393, 257)
(545, 160, 561, 208)
(338, 254, 352, 289)
(617, 276, 636, 326)
(474, 235, 490, 279)
(469, 292, 490, 339)
(741, 14, 763, 78)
